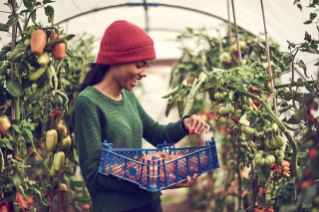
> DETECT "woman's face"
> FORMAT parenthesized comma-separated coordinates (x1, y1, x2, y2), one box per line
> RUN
(114, 60, 152, 91)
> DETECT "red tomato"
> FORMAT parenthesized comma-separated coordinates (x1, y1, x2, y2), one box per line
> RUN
(305, 114, 315, 124)
(262, 188, 266, 196)
(308, 104, 315, 111)
(49, 34, 66, 60)
(82, 204, 90, 211)
(232, 116, 239, 123)
(299, 179, 313, 190)
(271, 163, 276, 170)
(309, 148, 317, 159)
(250, 87, 259, 93)
(30, 30, 47, 55)
(188, 129, 195, 135)
(16, 193, 28, 209)
(252, 99, 261, 107)
(0, 202, 10, 212)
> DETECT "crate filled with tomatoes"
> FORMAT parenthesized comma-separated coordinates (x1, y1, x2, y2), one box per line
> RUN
(98, 137, 220, 192)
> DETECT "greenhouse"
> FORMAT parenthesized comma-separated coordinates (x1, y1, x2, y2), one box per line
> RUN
(0, 0, 319, 211)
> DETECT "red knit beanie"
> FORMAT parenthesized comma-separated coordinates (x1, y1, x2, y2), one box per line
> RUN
(96, 20, 156, 65)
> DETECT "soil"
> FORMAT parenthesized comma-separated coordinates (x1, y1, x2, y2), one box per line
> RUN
(162, 201, 199, 212)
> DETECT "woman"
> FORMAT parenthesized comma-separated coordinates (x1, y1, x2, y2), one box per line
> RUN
(71, 20, 211, 212)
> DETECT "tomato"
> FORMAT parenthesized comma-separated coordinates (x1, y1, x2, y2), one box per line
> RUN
(31, 30, 47, 55)
(305, 114, 315, 124)
(0, 202, 10, 212)
(226, 127, 234, 135)
(60, 183, 68, 203)
(252, 99, 261, 107)
(250, 86, 259, 93)
(0, 115, 11, 137)
(271, 163, 276, 170)
(265, 207, 274, 212)
(309, 148, 317, 159)
(299, 179, 313, 190)
(82, 204, 90, 211)
(262, 188, 266, 196)
(308, 104, 315, 111)
(232, 116, 239, 123)
(57, 120, 68, 137)
(27, 147, 36, 157)
(49, 34, 66, 60)
(46, 129, 58, 151)
(16, 193, 30, 210)
(188, 129, 195, 135)
(152, 152, 170, 160)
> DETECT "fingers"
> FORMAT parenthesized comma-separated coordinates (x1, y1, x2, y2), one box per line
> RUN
(189, 115, 211, 134)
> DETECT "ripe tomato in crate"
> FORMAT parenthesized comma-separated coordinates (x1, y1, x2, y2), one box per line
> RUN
(98, 137, 219, 192)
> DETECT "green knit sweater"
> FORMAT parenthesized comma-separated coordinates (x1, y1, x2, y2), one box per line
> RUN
(71, 86, 189, 212)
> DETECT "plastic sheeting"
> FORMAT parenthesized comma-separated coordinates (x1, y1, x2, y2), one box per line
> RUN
(0, 0, 318, 59)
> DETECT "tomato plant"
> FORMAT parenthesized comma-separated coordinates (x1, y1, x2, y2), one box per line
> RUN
(163, 2, 319, 210)
(0, 1, 96, 211)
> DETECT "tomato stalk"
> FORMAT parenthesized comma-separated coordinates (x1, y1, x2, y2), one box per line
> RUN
(43, 26, 60, 37)
(235, 166, 242, 210)
(45, 34, 75, 48)
(23, 0, 37, 31)
(274, 80, 315, 89)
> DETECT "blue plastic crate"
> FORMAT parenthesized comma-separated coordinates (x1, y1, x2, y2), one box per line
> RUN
(98, 137, 220, 192)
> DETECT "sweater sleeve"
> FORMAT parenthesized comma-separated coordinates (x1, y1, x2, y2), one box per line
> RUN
(131, 92, 189, 146)
(71, 95, 148, 193)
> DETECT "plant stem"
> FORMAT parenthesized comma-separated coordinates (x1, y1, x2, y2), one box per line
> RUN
(227, 0, 233, 47)
(235, 166, 242, 210)
(291, 49, 299, 83)
(23, 0, 37, 31)
(231, 0, 241, 66)
(261, 102, 298, 175)
(260, 0, 279, 123)
(251, 161, 256, 205)
(274, 80, 315, 89)
(45, 34, 75, 48)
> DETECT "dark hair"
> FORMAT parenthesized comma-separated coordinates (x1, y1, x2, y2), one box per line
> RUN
(79, 63, 110, 92)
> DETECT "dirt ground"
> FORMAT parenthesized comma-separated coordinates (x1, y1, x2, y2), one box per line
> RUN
(162, 201, 200, 212)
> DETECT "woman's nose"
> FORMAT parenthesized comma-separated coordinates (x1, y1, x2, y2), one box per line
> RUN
(140, 67, 148, 77)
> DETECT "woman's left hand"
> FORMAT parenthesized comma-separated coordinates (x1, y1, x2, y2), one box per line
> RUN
(183, 114, 211, 135)
(165, 174, 198, 190)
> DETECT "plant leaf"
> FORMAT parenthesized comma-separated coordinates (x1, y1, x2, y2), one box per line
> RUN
(0, 23, 10, 32)
(3, 138, 13, 150)
(273, 182, 295, 206)
(243, 74, 253, 83)
(23, 128, 33, 143)
(297, 4, 302, 11)
(23, 0, 33, 8)
(6, 79, 23, 97)
(44, 6, 54, 23)
(242, 178, 252, 192)
(70, 181, 85, 188)
(31, 9, 37, 24)
(43, 0, 56, 4)
(304, 20, 312, 25)
(73, 195, 91, 202)
(310, 12, 317, 20)
(297, 60, 309, 78)
(255, 165, 271, 187)
(253, 76, 265, 85)
(6, 14, 19, 27)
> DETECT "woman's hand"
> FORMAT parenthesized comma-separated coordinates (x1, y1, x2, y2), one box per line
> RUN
(165, 174, 198, 189)
(183, 115, 211, 135)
